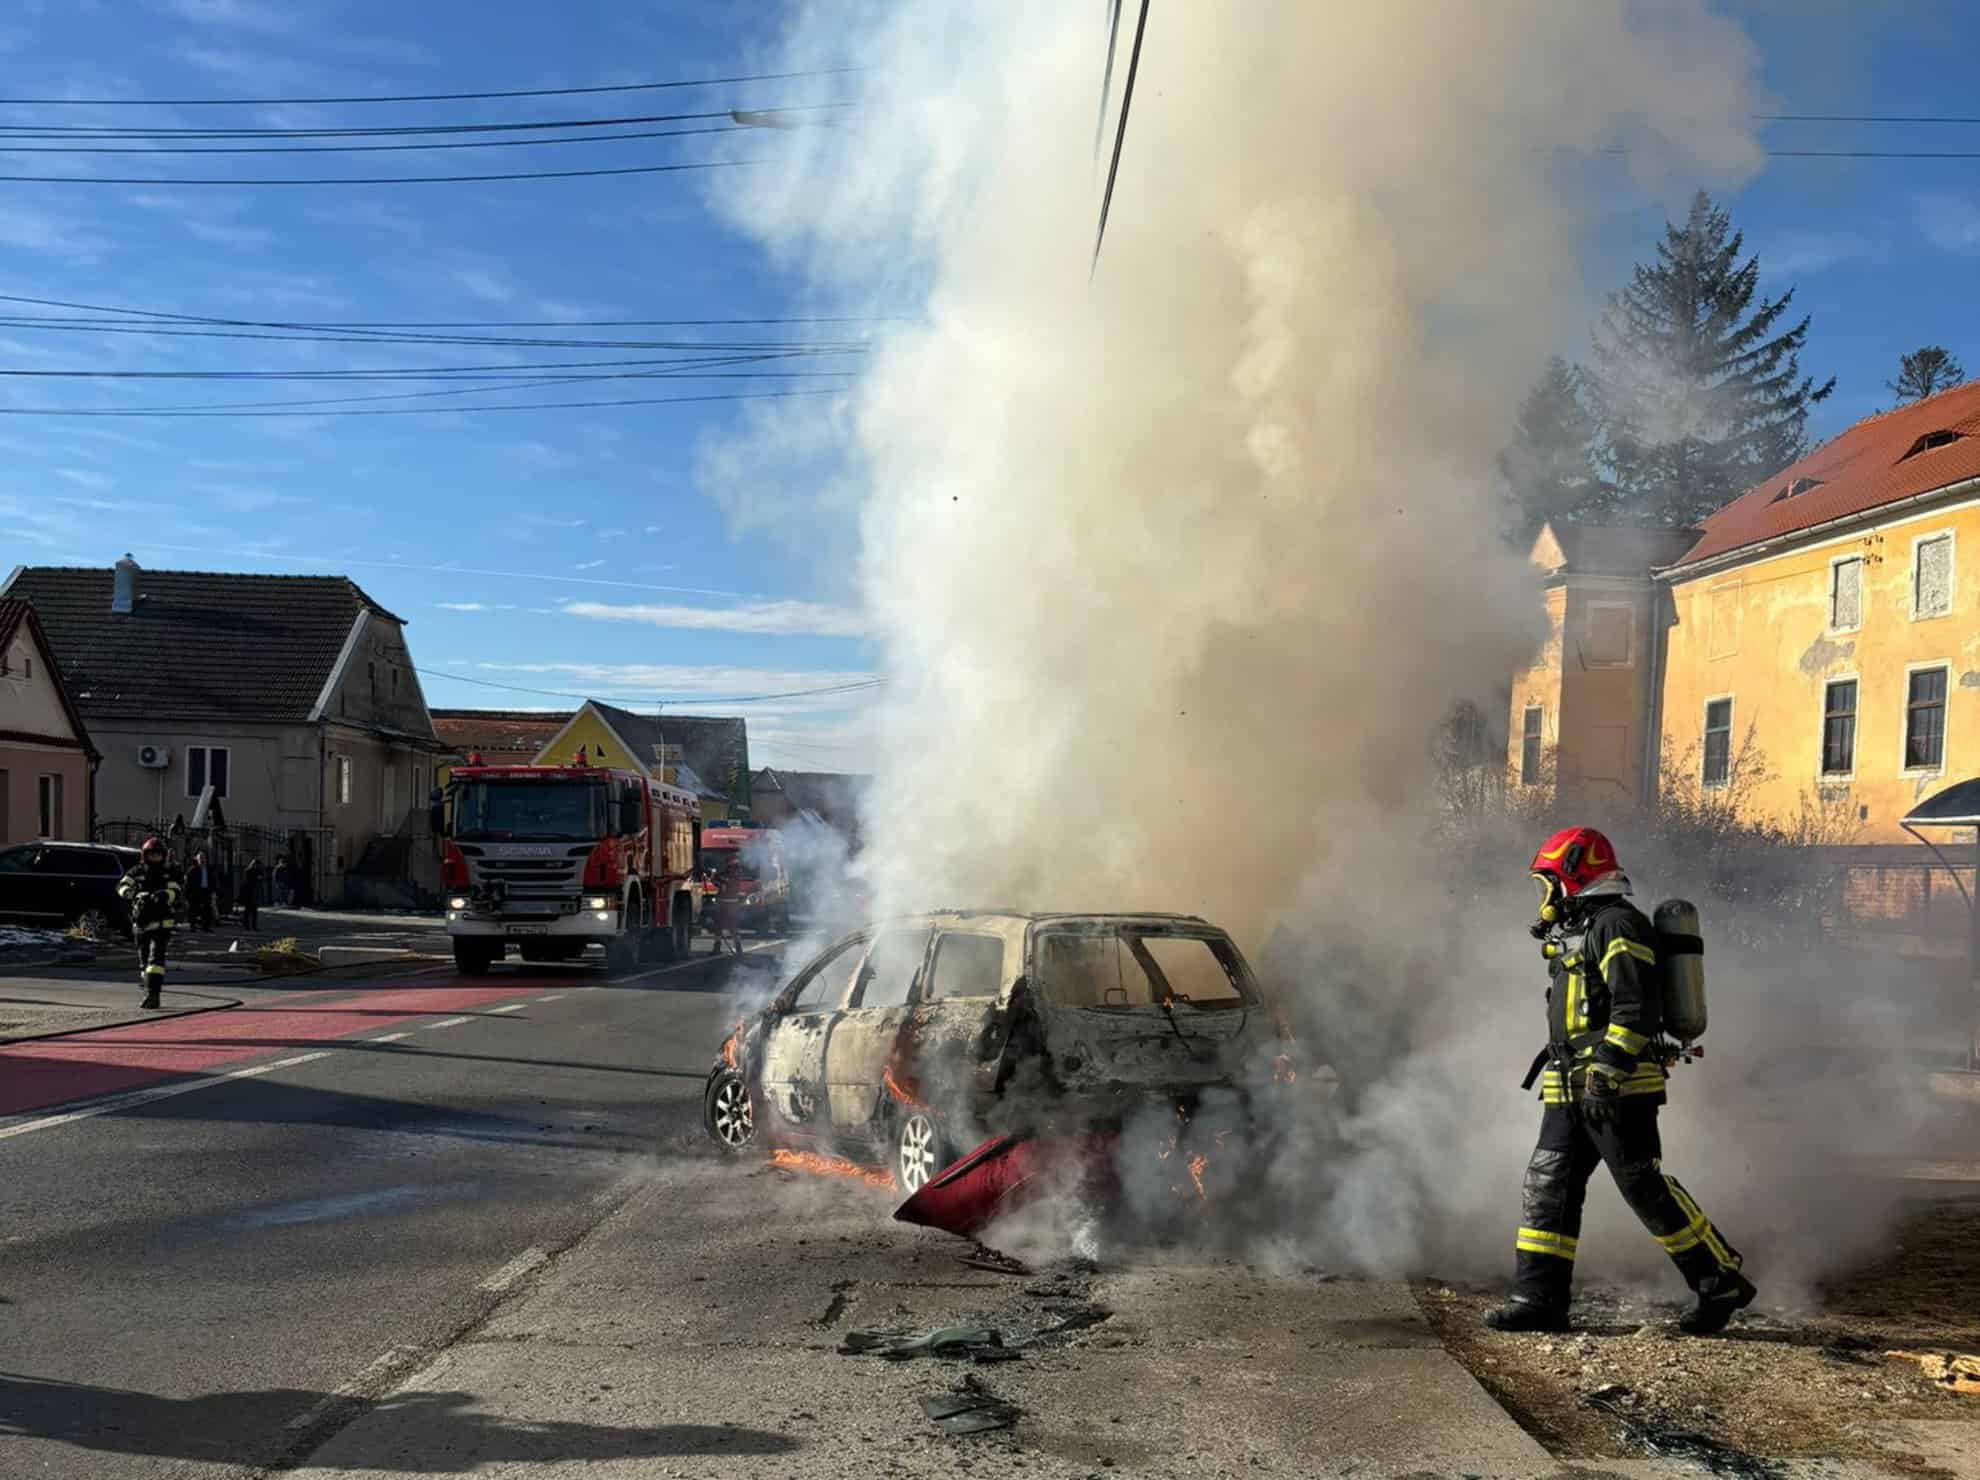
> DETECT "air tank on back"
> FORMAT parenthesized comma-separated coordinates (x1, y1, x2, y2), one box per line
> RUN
(1652, 898, 1707, 1042)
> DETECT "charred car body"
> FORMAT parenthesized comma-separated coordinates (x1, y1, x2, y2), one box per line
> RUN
(703, 911, 1322, 1194)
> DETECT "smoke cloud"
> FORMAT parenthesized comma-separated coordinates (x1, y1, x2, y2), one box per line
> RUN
(694, 2, 1959, 1296)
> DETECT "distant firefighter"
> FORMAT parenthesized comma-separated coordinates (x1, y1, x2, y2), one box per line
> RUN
(117, 836, 184, 1011)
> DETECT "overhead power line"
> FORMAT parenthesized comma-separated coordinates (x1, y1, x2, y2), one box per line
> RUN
(0, 68, 862, 107)
(0, 103, 847, 139)
(0, 156, 770, 186)
(0, 386, 844, 418)
(416, 667, 883, 707)
(0, 123, 744, 156)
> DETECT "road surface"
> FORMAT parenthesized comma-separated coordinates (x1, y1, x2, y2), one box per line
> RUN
(0, 946, 768, 1477)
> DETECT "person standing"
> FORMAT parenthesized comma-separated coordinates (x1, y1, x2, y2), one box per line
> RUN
(187, 850, 213, 930)
(711, 856, 746, 958)
(117, 837, 183, 1010)
(240, 856, 263, 931)
(1487, 826, 1756, 1336)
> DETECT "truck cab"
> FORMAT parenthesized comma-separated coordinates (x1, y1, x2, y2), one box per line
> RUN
(696, 826, 792, 937)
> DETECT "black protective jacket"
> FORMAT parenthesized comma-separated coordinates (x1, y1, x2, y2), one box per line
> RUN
(118, 862, 184, 931)
(1538, 895, 1666, 1105)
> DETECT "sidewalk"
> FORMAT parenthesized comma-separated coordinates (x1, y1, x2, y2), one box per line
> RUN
(284, 1156, 1552, 1479)
(0, 970, 239, 1042)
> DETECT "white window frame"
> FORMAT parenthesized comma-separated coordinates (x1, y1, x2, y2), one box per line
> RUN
(1901, 661, 1951, 776)
(1519, 705, 1544, 787)
(185, 744, 231, 800)
(1580, 601, 1635, 668)
(1910, 530, 1955, 622)
(1826, 553, 1863, 635)
(335, 753, 353, 806)
(1818, 672, 1860, 782)
(1701, 693, 1735, 790)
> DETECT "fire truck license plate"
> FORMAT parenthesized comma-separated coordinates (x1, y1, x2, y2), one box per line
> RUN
(506, 925, 549, 936)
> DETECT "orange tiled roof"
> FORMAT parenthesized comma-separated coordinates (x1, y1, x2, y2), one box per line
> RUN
(1673, 381, 1980, 570)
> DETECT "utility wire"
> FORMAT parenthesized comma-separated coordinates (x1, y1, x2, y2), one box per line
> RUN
(0, 69, 864, 107)
(0, 103, 848, 139)
(0, 156, 771, 186)
(0, 320, 868, 351)
(0, 351, 853, 379)
(0, 311, 894, 326)
(0, 124, 745, 156)
(0, 386, 844, 417)
(1092, 0, 1151, 274)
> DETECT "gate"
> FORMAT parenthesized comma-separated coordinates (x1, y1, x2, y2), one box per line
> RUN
(94, 818, 339, 913)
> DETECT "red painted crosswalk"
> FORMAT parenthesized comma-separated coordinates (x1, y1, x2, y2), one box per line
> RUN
(0, 981, 546, 1120)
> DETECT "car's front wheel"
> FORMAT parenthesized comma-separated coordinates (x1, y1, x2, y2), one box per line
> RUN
(894, 1110, 953, 1194)
(704, 1069, 756, 1153)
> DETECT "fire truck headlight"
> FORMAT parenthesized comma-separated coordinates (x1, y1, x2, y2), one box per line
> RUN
(448, 896, 469, 911)
(585, 895, 612, 911)
(594, 910, 612, 922)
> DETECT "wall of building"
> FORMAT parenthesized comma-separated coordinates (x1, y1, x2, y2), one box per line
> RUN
(1661, 496, 1980, 843)
(2, 625, 76, 739)
(1506, 586, 1566, 789)
(88, 719, 317, 833)
(0, 742, 90, 844)
(321, 723, 436, 871)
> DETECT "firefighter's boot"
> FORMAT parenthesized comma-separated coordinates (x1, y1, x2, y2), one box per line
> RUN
(1483, 1295, 1570, 1334)
(1677, 1271, 1757, 1335)
(140, 966, 164, 1010)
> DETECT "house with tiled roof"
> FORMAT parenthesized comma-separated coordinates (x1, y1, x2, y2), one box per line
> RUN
(0, 556, 443, 889)
(530, 701, 750, 821)
(431, 708, 572, 784)
(750, 767, 868, 846)
(1509, 381, 1980, 844)
(0, 598, 99, 845)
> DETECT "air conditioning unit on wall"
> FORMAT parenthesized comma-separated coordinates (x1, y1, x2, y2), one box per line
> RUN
(137, 744, 172, 769)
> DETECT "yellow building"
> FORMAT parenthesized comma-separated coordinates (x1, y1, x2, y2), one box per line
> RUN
(1656, 383, 1980, 844)
(531, 701, 751, 822)
(1507, 524, 1696, 805)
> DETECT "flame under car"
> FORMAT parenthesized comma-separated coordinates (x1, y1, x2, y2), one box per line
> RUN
(702, 911, 1328, 1204)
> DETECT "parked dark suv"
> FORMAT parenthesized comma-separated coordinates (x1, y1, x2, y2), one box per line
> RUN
(0, 842, 143, 938)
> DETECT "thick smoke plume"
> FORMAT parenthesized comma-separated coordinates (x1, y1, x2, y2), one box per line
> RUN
(696, 3, 1964, 1295)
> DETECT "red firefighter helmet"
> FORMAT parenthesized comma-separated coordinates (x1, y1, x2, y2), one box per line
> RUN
(140, 835, 165, 858)
(1530, 826, 1621, 898)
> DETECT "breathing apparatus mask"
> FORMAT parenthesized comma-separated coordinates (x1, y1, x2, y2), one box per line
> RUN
(1530, 871, 1567, 943)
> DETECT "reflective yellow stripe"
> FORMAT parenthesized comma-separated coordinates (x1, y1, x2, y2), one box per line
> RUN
(1666, 1178, 1741, 1272)
(1605, 1023, 1649, 1055)
(1597, 937, 1657, 981)
(1515, 1227, 1578, 1259)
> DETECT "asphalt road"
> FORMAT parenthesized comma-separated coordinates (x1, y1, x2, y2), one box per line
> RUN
(0, 944, 778, 1478)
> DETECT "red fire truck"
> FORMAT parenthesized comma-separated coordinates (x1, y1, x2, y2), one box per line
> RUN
(439, 754, 701, 974)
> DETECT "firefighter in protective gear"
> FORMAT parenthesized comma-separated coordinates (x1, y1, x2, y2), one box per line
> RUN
(117, 837, 183, 1010)
(1485, 826, 1757, 1336)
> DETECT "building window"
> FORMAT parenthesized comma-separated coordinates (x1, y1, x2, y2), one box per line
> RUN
(336, 754, 353, 806)
(1821, 679, 1857, 776)
(1702, 698, 1733, 787)
(1906, 667, 1948, 771)
(1581, 603, 1633, 667)
(1520, 706, 1543, 785)
(186, 745, 230, 800)
(37, 774, 63, 837)
(1829, 557, 1862, 631)
(1914, 533, 1953, 619)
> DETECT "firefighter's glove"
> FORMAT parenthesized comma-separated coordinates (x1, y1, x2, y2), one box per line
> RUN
(1581, 1069, 1621, 1128)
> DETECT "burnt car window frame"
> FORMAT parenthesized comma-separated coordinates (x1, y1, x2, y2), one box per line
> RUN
(779, 933, 868, 1014)
(849, 926, 933, 1012)
(1029, 922, 1256, 1012)
(921, 929, 1007, 1002)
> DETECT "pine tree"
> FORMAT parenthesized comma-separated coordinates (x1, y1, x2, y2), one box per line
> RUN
(1500, 356, 1606, 532)
(1889, 346, 1966, 404)
(1591, 191, 1834, 527)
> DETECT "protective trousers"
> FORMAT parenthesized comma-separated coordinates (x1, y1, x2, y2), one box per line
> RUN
(138, 927, 171, 1000)
(1513, 1100, 1741, 1308)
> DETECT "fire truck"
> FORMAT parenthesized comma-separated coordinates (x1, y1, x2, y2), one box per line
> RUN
(439, 753, 702, 974)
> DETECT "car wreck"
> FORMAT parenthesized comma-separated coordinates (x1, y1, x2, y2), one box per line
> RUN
(702, 911, 1328, 1232)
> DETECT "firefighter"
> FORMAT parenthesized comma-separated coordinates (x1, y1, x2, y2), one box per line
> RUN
(117, 836, 184, 1010)
(1486, 826, 1757, 1336)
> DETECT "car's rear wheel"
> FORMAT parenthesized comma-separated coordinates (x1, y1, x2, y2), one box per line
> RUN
(895, 1111, 952, 1194)
(704, 1069, 756, 1152)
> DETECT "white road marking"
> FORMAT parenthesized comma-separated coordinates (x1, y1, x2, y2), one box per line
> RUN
(370, 1031, 415, 1043)
(0, 1051, 334, 1142)
(533, 994, 565, 1004)
(283, 1345, 423, 1430)
(426, 1016, 471, 1030)
(478, 1246, 549, 1293)
(490, 1003, 525, 1014)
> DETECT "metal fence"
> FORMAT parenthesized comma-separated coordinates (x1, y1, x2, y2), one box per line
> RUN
(94, 818, 339, 913)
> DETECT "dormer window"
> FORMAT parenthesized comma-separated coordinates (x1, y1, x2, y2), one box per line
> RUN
(1900, 429, 1963, 461)
(1771, 476, 1825, 503)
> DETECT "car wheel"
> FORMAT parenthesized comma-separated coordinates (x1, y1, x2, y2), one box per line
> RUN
(895, 1111, 951, 1194)
(605, 929, 637, 974)
(453, 939, 497, 974)
(704, 1069, 756, 1153)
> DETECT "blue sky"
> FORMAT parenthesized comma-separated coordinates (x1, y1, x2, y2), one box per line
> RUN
(2, 1, 1977, 770)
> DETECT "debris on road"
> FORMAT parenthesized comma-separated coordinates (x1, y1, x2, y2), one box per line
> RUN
(767, 1147, 895, 1191)
(839, 1325, 1014, 1363)
(1885, 1349, 1980, 1395)
(920, 1375, 1019, 1435)
(958, 1244, 1031, 1277)
(1584, 1383, 1785, 1479)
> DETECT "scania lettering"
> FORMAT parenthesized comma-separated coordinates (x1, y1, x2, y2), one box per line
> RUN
(439, 756, 701, 974)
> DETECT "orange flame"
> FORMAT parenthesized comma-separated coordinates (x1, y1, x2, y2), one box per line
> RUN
(882, 1064, 924, 1110)
(1186, 1152, 1209, 1200)
(769, 1148, 896, 1191)
(720, 1018, 744, 1071)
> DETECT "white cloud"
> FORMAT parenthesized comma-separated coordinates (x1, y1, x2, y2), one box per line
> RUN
(560, 598, 871, 638)
(643, 525, 664, 534)
(56, 468, 113, 490)
(1914, 190, 1980, 253)
(574, 559, 607, 571)
(481, 661, 876, 697)
(1765, 229, 1875, 277)
(196, 483, 295, 514)
(437, 602, 518, 612)
(597, 528, 628, 539)
(454, 268, 517, 306)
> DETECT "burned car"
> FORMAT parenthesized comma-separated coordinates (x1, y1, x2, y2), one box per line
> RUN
(702, 911, 1322, 1194)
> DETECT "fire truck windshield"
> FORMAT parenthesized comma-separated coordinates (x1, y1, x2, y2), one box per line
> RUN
(451, 780, 609, 842)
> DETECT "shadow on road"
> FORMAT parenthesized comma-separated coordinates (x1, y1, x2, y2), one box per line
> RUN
(0, 1371, 798, 1467)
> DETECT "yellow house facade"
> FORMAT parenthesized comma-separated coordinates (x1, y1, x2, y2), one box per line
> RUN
(530, 700, 749, 822)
